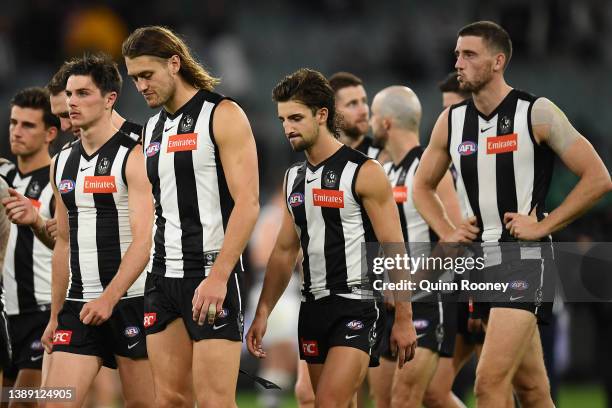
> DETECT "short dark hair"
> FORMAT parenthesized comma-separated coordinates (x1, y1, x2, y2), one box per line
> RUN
(328, 71, 363, 93)
(438, 72, 471, 98)
(458, 21, 513, 68)
(10, 87, 60, 129)
(63, 53, 122, 97)
(272, 68, 337, 136)
(47, 63, 70, 96)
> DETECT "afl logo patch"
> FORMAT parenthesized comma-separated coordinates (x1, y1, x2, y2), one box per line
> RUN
(124, 326, 140, 338)
(146, 142, 161, 157)
(413, 319, 429, 330)
(217, 308, 229, 319)
(510, 280, 529, 291)
(288, 192, 304, 207)
(346, 320, 364, 330)
(458, 141, 477, 156)
(58, 179, 75, 194)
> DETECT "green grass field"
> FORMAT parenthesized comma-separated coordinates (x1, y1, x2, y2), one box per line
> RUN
(235, 384, 607, 407)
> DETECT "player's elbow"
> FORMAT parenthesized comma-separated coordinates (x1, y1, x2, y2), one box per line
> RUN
(589, 169, 612, 199)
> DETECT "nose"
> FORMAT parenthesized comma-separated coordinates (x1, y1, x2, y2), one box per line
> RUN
(136, 78, 148, 93)
(455, 55, 464, 70)
(360, 103, 369, 118)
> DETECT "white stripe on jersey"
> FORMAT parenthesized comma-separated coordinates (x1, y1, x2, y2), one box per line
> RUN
(449, 105, 475, 219)
(338, 162, 364, 287)
(513, 100, 535, 215)
(476, 115, 502, 242)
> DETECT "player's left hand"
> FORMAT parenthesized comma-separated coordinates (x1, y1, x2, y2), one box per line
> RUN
(390, 314, 417, 369)
(192, 274, 227, 326)
(1, 188, 38, 226)
(504, 206, 546, 241)
(80, 295, 115, 325)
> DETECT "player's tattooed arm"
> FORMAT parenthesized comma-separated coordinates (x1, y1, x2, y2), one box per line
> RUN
(518, 97, 612, 236)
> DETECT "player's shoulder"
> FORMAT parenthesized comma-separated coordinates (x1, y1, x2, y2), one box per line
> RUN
(512, 88, 539, 103)
(119, 120, 143, 143)
(0, 158, 16, 184)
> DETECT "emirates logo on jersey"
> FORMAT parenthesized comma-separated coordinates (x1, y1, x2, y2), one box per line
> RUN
(312, 188, 344, 208)
(393, 186, 408, 203)
(487, 133, 518, 154)
(167, 133, 198, 153)
(83, 176, 117, 193)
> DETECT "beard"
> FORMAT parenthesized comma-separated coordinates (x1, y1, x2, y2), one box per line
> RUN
(371, 131, 387, 149)
(458, 66, 493, 93)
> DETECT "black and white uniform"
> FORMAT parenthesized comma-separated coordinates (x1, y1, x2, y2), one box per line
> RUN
(0, 169, 13, 370)
(0, 161, 53, 374)
(448, 90, 555, 322)
(141, 89, 243, 341)
(354, 136, 381, 160)
(384, 146, 456, 357)
(285, 145, 384, 366)
(52, 129, 147, 368)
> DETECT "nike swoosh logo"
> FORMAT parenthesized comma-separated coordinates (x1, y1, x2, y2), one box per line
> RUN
(213, 323, 228, 330)
(345, 334, 360, 339)
(480, 125, 494, 133)
(30, 354, 43, 362)
(509, 295, 524, 301)
(416, 333, 427, 339)
(80, 166, 92, 172)
(306, 178, 318, 184)
(128, 342, 140, 349)
(164, 125, 176, 132)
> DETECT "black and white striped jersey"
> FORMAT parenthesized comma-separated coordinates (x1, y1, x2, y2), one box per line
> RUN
(53, 129, 144, 300)
(385, 146, 438, 249)
(143, 89, 242, 279)
(285, 145, 377, 301)
(354, 136, 381, 160)
(0, 161, 53, 314)
(447, 90, 554, 243)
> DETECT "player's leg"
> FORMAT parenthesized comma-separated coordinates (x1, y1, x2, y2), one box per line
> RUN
(314, 346, 369, 407)
(9, 370, 41, 408)
(192, 339, 241, 408)
(368, 358, 396, 408)
(473, 307, 537, 408)
(143, 274, 194, 408)
(87, 368, 120, 408)
(423, 356, 466, 408)
(391, 347, 438, 408)
(511, 326, 553, 407)
(146, 319, 194, 408)
(295, 360, 315, 408)
(116, 356, 155, 408)
(42, 352, 101, 408)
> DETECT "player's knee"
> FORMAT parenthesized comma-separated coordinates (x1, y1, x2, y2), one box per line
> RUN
(294, 378, 315, 406)
(369, 389, 391, 408)
(124, 395, 154, 408)
(474, 368, 508, 398)
(155, 391, 192, 408)
(314, 389, 351, 408)
(196, 390, 235, 408)
(422, 386, 448, 408)
(514, 376, 551, 406)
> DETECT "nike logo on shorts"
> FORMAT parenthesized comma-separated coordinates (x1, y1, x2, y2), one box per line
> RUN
(30, 354, 43, 362)
(213, 323, 228, 331)
(128, 342, 140, 349)
(345, 334, 359, 340)
(416, 333, 427, 339)
(510, 295, 524, 301)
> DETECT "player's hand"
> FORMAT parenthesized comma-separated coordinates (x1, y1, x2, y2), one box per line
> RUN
(80, 295, 115, 325)
(41, 318, 58, 354)
(46, 218, 58, 240)
(504, 206, 545, 241)
(1, 188, 38, 226)
(390, 311, 417, 369)
(441, 216, 479, 243)
(192, 274, 227, 326)
(246, 313, 268, 358)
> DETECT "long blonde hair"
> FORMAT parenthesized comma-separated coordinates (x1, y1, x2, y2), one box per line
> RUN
(122, 26, 219, 91)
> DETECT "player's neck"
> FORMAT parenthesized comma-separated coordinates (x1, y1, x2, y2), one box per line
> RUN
(79, 114, 118, 156)
(305, 130, 343, 166)
(338, 132, 365, 149)
(165, 79, 199, 115)
(387, 130, 419, 165)
(17, 150, 50, 174)
(111, 110, 126, 130)
(471, 77, 513, 117)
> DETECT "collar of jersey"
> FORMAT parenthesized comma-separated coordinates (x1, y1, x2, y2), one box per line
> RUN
(306, 145, 346, 172)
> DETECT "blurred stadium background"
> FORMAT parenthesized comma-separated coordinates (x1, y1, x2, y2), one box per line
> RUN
(0, 0, 610, 406)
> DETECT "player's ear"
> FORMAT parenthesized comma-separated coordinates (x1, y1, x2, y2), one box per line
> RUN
(104, 91, 118, 110)
(317, 107, 328, 126)
(168, 55, 181, 76)
(494, 53, 506, 72)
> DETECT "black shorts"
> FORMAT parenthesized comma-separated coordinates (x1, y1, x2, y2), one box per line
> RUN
(298, 295, 385, 367)
(4, 310, 49, 378)
(52, 297, 147, 369)
(143, 273, 244, 342)
(456, 302, 485, 345)
(412, 295, 457, 358)
(471, 258, 554, 325)
(0, 308, 11, 371)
